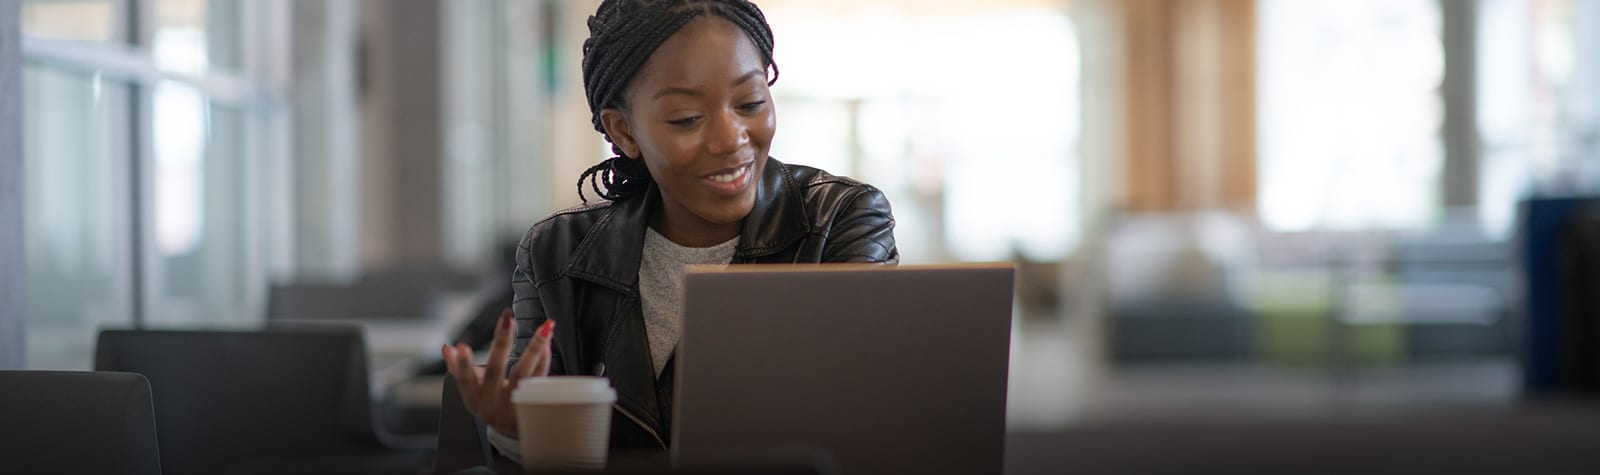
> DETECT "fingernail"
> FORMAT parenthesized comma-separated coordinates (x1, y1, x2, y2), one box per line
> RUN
(538, 320, 554, 338)
(501, 313, 512, 329)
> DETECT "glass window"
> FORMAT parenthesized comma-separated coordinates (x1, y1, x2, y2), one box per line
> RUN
(145, 86, 253, 325)
(22, 0, 280, 366)
(763, 5, 1083, 262)
(23, 65, 134, 370)
(1256, 0, 1445, 232)
(152, 0, 242, 73)
(1476, 0, 1597, 236)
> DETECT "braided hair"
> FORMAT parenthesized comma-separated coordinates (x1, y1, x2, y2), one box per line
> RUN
(576, 0, 780, 202)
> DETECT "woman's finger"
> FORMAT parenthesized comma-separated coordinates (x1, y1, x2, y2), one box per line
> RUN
(483, 308, 516, 391)
(512, 319, 555, 381)
(454, 343, 481, 389)
(443, 344, 480, 412)
(441, 344, 457, 379)
(531, 339, 552, 377)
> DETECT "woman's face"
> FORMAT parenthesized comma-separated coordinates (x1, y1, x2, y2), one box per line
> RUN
(601, 17, 777, 243)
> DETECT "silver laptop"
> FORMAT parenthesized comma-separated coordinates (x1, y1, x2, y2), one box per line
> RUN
(673, 264, 1015, 475)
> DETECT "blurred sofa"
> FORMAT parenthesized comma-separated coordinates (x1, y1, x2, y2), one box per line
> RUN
(1100, 210, 1514, 365)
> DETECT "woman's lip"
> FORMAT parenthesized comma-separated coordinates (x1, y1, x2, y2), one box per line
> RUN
(701, 161, 755, 178)
(701, 163, 753, 196)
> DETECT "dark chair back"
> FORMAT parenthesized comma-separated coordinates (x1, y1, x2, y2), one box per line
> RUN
(94, 325, 379, 475)
(432, 373, 493, 474)
(0, 370, 162, 475)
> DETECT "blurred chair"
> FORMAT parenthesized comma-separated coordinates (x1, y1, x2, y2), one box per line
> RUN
(267, 266, 480, 322)
(267, 266, 488, 440)
(1366, 217, 1513, 357)
(94, 325, 431, 475)
(433, 373, 494, 474)
(267, 281, 439, 321)
(0, 371, 162, 475)
(1520, 197, 1600, 393)
(1102, 211, 1258, 361)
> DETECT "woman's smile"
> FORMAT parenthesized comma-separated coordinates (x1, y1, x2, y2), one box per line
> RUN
(702, 162, 753, 195)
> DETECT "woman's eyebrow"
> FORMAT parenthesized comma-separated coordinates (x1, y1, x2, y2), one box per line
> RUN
(651, 69, 767, 100)
(729, 69, 763, 87)
(653, 87, 701, 100)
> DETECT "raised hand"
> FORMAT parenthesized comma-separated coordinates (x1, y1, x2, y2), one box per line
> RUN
(442, 307, 555, 436)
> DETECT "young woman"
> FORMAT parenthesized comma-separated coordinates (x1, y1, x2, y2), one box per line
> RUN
(441, 0, 898, 458)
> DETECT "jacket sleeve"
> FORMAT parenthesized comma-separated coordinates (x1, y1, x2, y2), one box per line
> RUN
(823, 187, 900, 264)
(510, 226, 566, 376)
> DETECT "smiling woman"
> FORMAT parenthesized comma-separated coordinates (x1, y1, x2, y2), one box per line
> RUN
(598, 17, 778, 246)
(438, 0, 900, 462)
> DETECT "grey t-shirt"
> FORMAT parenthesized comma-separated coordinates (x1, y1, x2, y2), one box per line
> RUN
(639, 227, 739, 376)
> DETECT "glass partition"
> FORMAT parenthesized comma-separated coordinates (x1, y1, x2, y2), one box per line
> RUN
(22, 65, 134, 369)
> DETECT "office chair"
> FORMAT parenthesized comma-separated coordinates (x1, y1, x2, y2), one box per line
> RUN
(95, 324, 430, 475)
(0, 370, 162, 475)
(432, 373, 497, 474)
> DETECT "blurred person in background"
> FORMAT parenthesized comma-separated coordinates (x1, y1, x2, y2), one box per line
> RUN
(440, 0, 900, 463)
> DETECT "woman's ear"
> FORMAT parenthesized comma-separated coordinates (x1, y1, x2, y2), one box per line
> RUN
(599, 108, 641, 159)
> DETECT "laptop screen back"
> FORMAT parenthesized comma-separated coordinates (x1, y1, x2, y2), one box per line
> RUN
(673, 264, 1015, 475)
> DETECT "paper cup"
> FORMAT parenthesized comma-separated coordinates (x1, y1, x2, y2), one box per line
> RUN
(512, 377, 617, 472)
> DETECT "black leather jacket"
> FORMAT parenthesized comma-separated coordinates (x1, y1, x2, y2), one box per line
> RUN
(509, 158, 898, 451)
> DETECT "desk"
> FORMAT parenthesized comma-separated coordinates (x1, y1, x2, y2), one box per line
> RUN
(463, 448, 831, 475)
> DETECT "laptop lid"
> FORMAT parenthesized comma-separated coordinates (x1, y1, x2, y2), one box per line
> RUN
(673, 264, 1015, 475)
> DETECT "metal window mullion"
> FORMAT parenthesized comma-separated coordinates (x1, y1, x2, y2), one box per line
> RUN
(1440, 0, 1478, 208)
(21, 38, 271, 107)
(125, 0, 147, 328)
(3, 0, 28, 369)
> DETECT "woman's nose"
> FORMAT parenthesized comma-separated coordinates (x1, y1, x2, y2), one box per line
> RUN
(704, 110, 748, 156)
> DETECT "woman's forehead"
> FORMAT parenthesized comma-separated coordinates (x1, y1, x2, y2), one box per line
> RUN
(630, 16, 768, 96)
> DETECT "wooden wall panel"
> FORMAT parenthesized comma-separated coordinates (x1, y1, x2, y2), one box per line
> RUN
(1119, 0, 1255, 211)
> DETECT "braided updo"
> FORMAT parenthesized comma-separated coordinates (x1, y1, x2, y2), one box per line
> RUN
(577, 0, 780, 203)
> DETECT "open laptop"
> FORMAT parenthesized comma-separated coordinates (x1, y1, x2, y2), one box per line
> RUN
(673, 264, 1015, 475)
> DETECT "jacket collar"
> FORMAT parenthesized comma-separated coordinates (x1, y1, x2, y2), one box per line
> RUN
(563, 157, 810, 290)
(733, 157, 812, 260)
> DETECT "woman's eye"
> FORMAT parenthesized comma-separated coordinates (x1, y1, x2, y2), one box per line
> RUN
(738, 100, 768, 112)
(667, 116, 701, 126)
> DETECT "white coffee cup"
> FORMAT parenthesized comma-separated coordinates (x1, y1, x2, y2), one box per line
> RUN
(511, 376, 617, 472)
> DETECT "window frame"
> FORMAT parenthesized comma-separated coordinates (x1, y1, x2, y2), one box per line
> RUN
(19, 0, 290, 331)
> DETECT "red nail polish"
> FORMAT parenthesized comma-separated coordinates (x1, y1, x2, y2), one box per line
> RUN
(501, 314, 512, 329)
(538, 320, 554, 338)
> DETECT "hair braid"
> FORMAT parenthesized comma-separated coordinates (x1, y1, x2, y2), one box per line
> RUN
(575, 0, 780, 202)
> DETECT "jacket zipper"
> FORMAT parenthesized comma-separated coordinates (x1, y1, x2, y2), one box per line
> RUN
(613, 402, 667, 449)
(598, 361, 668, 450)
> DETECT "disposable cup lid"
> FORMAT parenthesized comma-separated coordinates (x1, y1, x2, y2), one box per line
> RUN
(512, 376, 617, 405)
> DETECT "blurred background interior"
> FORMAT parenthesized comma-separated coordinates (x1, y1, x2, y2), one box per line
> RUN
(5, 0, 1600, 472)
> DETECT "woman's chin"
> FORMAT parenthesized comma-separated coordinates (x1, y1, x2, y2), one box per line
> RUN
(695, 197, 756, 227)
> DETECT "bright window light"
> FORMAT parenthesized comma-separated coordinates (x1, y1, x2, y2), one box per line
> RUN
(1257, 0, 1445, 232)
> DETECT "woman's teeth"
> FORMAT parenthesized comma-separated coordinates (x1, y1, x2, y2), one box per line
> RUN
(709, 166, 747, 183)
